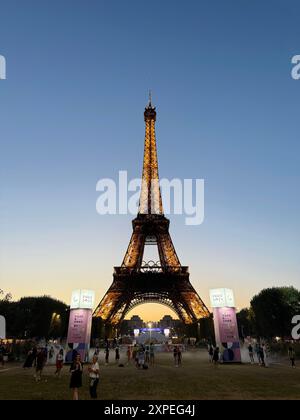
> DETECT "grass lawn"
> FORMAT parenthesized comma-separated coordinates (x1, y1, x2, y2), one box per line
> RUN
(0, 350, 299, 400)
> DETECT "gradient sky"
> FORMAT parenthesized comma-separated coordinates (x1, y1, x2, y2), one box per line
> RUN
(0, 0, 299, 321)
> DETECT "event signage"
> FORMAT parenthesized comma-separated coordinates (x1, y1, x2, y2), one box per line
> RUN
(70, 289, 95, 310)
(210, 288, 235, 308)
(66, 290, 95, 362)
(210, 288, 241, 363)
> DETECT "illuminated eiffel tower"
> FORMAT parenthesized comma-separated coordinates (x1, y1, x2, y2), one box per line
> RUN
(94, 95, 209, 327)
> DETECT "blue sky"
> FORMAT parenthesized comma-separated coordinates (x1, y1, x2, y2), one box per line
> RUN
(0, 0, 299, 320)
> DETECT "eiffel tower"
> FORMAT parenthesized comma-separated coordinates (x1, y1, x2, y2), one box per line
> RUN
(94, 96, 209, 327)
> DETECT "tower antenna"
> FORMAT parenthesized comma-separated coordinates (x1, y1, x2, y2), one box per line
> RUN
(148, 89, 152, 107)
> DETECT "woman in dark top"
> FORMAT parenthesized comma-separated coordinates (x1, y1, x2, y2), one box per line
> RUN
(115, 347, 120, 364)
(70, 354, 83, 400)
(213, 347, 220, 365)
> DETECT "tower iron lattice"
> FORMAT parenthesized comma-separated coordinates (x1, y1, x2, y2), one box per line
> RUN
(94, 97, 210, 326)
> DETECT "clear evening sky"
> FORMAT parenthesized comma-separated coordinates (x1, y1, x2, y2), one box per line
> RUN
(0, 0, 299, 321)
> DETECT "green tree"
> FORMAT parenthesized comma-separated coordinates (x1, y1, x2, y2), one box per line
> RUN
(0, 296, 68, 339)
(250, 287, 300, 338)
(237, 308, 255, 338)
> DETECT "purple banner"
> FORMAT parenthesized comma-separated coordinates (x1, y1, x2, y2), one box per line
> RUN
(66, 309, 92, 362)
(213, 307, 241, 363)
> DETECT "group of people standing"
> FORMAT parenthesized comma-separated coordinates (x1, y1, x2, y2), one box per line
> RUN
(23, 346, 49, 381)
(23, 346, 100, 400)
(173, 345, 183, 367)
(247, 343, 268, 367)
(69, 354, 100, 400)
(208, 344, 220, 365)
(248, 343, 297, 368)
(103, 343, 120, 365)
(131, 344, 155, 369)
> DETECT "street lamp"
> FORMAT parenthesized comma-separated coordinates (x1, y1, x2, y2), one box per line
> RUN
(148, 322, 152, 343)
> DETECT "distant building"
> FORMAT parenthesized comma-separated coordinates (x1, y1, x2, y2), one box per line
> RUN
(128, 315, 144, 330)
(158, 315, 175, 329)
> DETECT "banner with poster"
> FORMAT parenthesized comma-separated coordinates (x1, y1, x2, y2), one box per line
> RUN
(66, 290, 95, 363)
(210, 289, 241, 363)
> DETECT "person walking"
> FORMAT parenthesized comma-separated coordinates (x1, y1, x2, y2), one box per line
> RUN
(150, 343, 155, 366)
(248, 344, 255, 364)
(145, 345, 150, 364)
(70, 354, 83, 400)
(259, 345, 265, 367)
(115, 346, 120, 364)
(23, 348, 34, 369)
(177, 346, 182, 367)
(132, 345, 136, 366)
(213, 347, 220, 365)
(126, 346, 132, 364)
(255, 343, 261, 365)
(208, 344, 214, 363)
(105, 347, 110, 365)
(138, 346, 145, 369)
(35, 348, 46, 382)
(173, 346, 178, 366)
(55, 349, 64, 378)
(0, 342, 5, 367)
(88, 356, 100, 399)
(288, 346, 296, 368)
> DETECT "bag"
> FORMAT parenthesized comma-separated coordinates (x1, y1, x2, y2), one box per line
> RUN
(90, 378, 97, 387)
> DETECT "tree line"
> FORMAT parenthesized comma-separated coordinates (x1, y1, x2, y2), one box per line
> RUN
(1, 286, 300, 340)
(0, 295, 69, 339)
(237, 286, 300, 339)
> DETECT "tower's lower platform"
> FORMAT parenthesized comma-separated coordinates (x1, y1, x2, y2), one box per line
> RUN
(94, 267, 210, 326)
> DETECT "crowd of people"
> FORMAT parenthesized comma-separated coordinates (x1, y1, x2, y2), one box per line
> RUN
(208, 344, 220, 365)
(22, 345, 100, 400)
(246, 343, 269, 366)
(1, 338, 298, 400)
(207, 341, 297, 368)
(247, 342, 296, 368)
